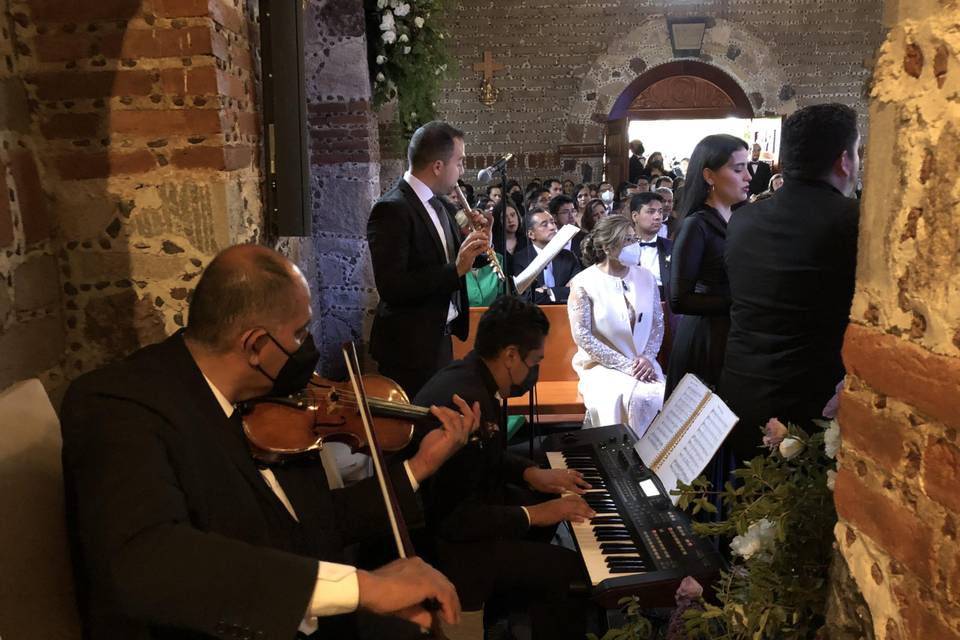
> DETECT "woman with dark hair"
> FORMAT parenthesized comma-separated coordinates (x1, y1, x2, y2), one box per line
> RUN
(645, 152, 667, 178)
(491, 199, 526, 276)
(666, 134, 750, 397)
(570, 197, 606, 262)
(574, 183, 592, 222)
(561, 178, 575, 195)
(568, 215, 665, 436)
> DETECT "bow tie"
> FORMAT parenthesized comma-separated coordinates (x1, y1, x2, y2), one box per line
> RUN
(639, 241, 658, 248)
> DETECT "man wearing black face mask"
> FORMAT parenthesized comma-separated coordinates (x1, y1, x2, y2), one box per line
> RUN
(60, 244, 484, 640)
(412, 296, 594, 640)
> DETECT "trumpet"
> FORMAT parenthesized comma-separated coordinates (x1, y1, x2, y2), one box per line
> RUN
(451, 185, 506, 282)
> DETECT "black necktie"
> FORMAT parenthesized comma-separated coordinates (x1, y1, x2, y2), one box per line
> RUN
(429, 196, 456, 263)
(639, 241, 658, 248)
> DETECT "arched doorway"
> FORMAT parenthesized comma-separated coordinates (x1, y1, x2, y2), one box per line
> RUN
(605, 61, 756, 187)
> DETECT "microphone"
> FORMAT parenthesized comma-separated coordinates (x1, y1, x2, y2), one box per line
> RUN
(477, 153, 514, 182)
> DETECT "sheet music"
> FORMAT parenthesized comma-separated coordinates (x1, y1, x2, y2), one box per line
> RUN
(634, 373, 738, 503)
(513, 223, 581, 294)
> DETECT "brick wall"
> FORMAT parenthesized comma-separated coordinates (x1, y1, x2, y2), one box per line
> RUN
(832, 1, 960, 636)
(0, 0, 263, 399)
(425, 0, 884, 184)
(0, 1, 64, 394)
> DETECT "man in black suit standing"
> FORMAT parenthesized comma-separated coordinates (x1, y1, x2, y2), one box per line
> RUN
(629, 192, 673, 300)
(747, 143, 773, 196)
(367, 121, 490, 397)
(60, 244, 481, 640)
(720, 104, 860, 458)
(512, 206, 581, 304)
(628, 139, 645, 184)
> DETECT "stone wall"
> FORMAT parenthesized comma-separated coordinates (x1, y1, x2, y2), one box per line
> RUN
(833, 0, 960, 637)
(425, 0, 885, 184)
(0, 0, 263, 400)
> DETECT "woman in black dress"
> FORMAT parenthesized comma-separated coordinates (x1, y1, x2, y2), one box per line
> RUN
(666, 134, 751, 397)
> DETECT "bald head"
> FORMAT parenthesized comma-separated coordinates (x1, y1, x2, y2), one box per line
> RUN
(186, 245, 308, 352)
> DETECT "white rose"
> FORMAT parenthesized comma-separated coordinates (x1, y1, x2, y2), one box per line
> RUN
(375, 72, 386, 82)
(779, 436, 804, 460)
(826, 469, 837, 491)
(379, 10, 395, 31)
(403, 46, 411, 54)
(730, 518, 777, 561)
(823, 420, 840, 459)
(414, 16, 425, 28)
(394, 2, 411, 16)
(398, 33, 409, 43)
(381, 29, 396, 44)
(376, 55, 387, 65)
(410, 111, 417, 119)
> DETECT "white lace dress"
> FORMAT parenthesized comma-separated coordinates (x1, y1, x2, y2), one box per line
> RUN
(567, 265, 665, 438)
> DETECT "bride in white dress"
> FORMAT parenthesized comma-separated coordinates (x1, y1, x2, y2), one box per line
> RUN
(567, 214, 665, 438)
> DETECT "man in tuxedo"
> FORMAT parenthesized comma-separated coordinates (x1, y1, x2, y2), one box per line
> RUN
(60, 244, 482, 640)
(720, 104, 860, 459)
(413, 297, 594, 640)
(629, 192, 672, 300)
(655, 186, 677, 240)
(747, 143, 773, 196)
(367, 121, 490, 398)
(628, 139, 645, 183)
(512, 207, 581, 304)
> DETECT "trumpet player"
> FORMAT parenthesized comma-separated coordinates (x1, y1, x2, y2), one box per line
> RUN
(367, 121, 491, 398)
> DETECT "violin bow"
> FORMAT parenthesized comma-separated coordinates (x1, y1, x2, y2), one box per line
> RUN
(341, 342, 414, 556)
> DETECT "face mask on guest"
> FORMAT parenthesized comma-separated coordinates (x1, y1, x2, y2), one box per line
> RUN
(617, 242, 642, 266)
(256, 332, 321, 397)
(509, 362, 540, 397)
(600, 190, 614, 204)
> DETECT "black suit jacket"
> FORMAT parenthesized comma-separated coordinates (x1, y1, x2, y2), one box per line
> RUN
(61, 333, 421, 640)
(511, 244, 581, 305)
(747, 160, 773, 195)
(628, 155, 644, 184)
(367, 179, 469, 370)
(652, 236, 673, 299)
(412, 352, 536, 543)
(719, 180, 859, 454)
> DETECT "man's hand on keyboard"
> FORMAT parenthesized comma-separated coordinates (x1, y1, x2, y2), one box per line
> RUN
(526, 494, 596, 526)
(523, 467, 592, 495)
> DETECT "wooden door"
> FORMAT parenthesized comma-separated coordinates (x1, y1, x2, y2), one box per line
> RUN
(604, 117, 628, 186)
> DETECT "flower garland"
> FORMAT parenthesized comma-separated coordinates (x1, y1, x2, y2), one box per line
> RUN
(365, 0, 451, 137)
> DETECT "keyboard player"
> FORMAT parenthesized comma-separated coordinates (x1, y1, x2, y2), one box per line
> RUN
(412, 296, 593, 639)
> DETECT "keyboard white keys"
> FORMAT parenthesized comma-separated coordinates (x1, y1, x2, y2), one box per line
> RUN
(546, 451, 649, 586)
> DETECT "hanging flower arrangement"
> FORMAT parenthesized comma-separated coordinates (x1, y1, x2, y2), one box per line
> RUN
(365, 0, 452, 137)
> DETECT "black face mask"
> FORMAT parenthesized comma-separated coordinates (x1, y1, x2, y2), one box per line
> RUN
(257, 332, 320, 397)
(509, 362, 539, 397)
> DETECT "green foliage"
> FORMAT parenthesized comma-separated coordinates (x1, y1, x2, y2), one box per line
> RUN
(588, 596, 654, 640)
(673, 422, 839, 640)
(365, 0, 453, 139)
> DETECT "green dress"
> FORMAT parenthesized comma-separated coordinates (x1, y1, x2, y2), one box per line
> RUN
(466, 252, 506, 307)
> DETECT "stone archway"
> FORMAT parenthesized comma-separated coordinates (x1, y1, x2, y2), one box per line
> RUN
(565, 16, 797, 147)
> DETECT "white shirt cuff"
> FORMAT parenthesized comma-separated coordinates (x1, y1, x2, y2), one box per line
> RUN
(403, 460, 419, 492)
(520, 506, 531, 526)
(306, 561, 360, 618)
(547, 288, 557, 302)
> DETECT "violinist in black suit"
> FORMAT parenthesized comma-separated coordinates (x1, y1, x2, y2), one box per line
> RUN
(367, 121, 490, 397)
(628, 192, 673, 299)
(747, 143, 773, 196)
(413, 297, 593, 640)
(512, 207, 581, 304)
(60, 245, 481, 640)
(720, 104, 860, 460)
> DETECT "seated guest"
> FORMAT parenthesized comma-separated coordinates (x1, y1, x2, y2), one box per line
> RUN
(720, 104, 860, 460)
(513, 207, 582, 304)
(414, 296, 593, 640)
(548, 194, 577, 228)
(655, 186, 677, 239)
(568, 215, 665, 437)
(492, 199, 526, 277)
(525, 187, 550, 210)
(506, 179, 522, 197)
(485, 184, 503, 205)
(574, 183, 592, 221)
(570, 197, 605, 262)
(653, 175, 674, 190)
(769, 173, 784, 191)
(562, 178, 575, 195)
(60, 244, 479, 640)
(634, 176, 651, 194)
(628, 192, 673, 299)
(543, 178, 564, 199)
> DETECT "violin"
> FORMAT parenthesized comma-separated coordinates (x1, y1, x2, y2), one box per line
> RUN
(239, 373, 498, 465)
(238, 372, 426, 464)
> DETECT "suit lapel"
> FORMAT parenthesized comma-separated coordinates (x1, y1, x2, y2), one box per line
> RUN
(656, 237, 670, 283)
(700, 209, 728, 239)
(398, 179, 447, 262)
